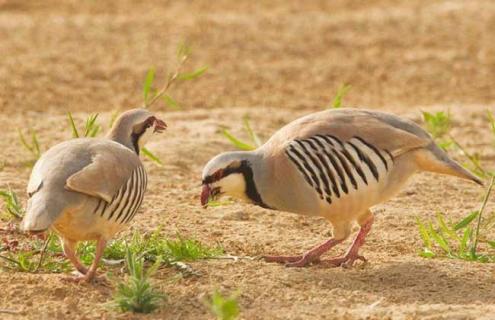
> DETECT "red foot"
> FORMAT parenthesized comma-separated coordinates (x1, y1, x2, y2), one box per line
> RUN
(321, 253, 367, 268)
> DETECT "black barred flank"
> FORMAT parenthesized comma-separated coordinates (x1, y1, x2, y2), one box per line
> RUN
(286, 135, 392, 204)
(93, 166, 147, 225)
(347, 141, 380, 182)
(353, 136, 389, 170)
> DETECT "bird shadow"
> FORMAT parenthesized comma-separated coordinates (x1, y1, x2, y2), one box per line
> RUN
(293, 260, 495, 305)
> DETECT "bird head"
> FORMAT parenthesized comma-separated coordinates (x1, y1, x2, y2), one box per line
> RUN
(108, 108, 167, 154)
(200, 152, 252, 207)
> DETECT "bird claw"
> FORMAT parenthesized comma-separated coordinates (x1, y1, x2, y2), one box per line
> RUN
(62, 272, 108, 285)
(321, 254, 367, 268)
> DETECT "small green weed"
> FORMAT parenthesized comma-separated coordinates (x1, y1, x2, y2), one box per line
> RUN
(205, 290, 240, 320)
(0, 187, 24, 220)
(422, 110, 452, 150)
(18, 128, 41, 163)
(67, 112, 101, 138)
(330, 84, 351, 109)
(143, 42, 207, 109)
(416, 177, 495, 262)
(221, 116, 262, 151)
(111, 245, 165, 314)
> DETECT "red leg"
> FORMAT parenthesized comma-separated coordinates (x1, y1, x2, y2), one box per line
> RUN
(322, 215, 374, 268)
(66, 238, 106, 283)
(63, 239, 88, 275)
(263, 238, 344, 267)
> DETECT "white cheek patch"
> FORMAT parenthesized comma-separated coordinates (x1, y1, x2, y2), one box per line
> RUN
(217, 173, 248, 201)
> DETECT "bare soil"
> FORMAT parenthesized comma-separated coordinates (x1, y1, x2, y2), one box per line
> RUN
(0, 1, 494, 319)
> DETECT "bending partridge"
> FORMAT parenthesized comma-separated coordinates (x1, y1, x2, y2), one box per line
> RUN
(21, 108, 166, 281)
(201, 108, 481, 267)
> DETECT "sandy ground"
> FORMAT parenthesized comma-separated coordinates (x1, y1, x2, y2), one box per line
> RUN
(0, 0, 494, 319)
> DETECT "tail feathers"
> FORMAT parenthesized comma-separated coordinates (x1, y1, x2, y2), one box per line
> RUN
(416, 144, 483, 186)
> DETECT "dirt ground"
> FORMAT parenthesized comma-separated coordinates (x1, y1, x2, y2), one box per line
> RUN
(1, 0, 495, 319)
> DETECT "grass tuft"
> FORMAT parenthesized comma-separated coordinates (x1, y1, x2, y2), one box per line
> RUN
(330, 84, 351, 109)
(416, 177, 495, 262)
(221, 116, 262, 151)
(0, 187, 24, 221)
(205, 290, 240, 320)
(111, 244, 165, 314)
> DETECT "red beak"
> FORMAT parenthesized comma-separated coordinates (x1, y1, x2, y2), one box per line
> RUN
(201, 184, 211, 208)
(153, 118, 167, 133)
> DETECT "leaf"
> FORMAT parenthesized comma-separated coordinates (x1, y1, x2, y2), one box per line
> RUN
(243, 116, 261, 147)
(84, 114, 100, 137)
(31, 129, 41, 157)
(177, 41, 191, 59)
(458, 227, 472, 256)
(143, 68, 156, 104)
(428, 222, 451, 253)
(163, 95, 180, 110)
(67, 112, 79, 138)
(331, 84, 351, 108)
(436, 212, 459, 241)
(454, 211, 479, 230)
(141, 147, 163, 166)
(419, 248, 435, 258)
(416, 217, 432, 249)
(221, 129, 255, 151)
(488, 241, 495, 249)
(178, 66, 208, 81)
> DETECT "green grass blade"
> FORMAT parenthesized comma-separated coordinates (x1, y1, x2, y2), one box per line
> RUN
(67, 112, 79, 138)
(331, 84, 351, 108)
(243, 116, 261, 147)
(487, 241, 495, 249)
(141, 147, 163, 166)
(31, 129, 41, 157)
(178, 66, 208, 81)
(428, 222, 451, 253)
(143, 68, 156, 105)
(18, 129, 33, 153)
(221, 129, 255, 151)
(163, 95, 181, 110)
(84, 114, 99, 137)
(415, 217, 432, 249)
(436, 212, 459, 241)
(454, 211, 478, 230)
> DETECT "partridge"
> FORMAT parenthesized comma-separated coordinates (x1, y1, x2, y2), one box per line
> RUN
(201, 108, 482, 267)
(21, 108, 166, 281)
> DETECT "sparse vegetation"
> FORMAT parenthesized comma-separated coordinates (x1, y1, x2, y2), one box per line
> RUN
(0, 187, 24, 221)
(205, 290, 240, 320)
(18, 128, 41, 164)
(111, 244, 165, 314)
(330, 84, 351, 109)
(221, 116, 262, 151)
(422, 110, 452, 150)
(416, 177, 495, 262)
(67, 112, 101, 138)
(143, 42, 208, 110)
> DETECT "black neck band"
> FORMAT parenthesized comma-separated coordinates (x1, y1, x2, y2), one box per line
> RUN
(238, 161, 272, 209)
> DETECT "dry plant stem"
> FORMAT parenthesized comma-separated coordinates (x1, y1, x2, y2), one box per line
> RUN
(145, 56, 187, 108)
(34, 233, 52, 272)
(0, 254, 21, 267)
(471, 176, 495, 256)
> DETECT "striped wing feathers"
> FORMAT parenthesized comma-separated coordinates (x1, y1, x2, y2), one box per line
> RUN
(92, 165, 147, 224)
(285, 134, 394, 204)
